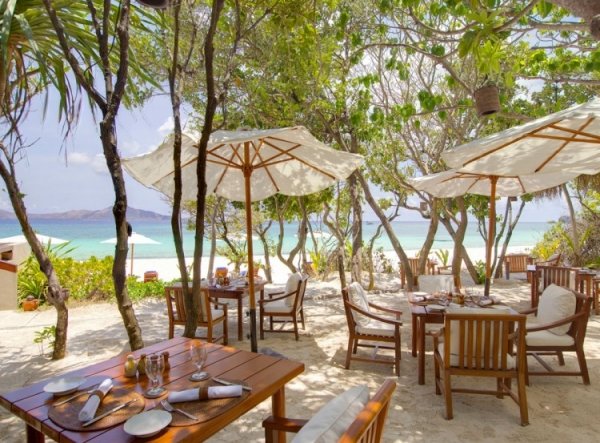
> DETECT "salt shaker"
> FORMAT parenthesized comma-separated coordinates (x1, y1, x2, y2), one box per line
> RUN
(124, 354, 137, 377)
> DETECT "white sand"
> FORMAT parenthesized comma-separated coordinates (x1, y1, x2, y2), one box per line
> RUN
(3, 254, 597, 442)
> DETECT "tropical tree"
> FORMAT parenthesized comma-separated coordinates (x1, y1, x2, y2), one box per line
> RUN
(0, 0, 96, 359)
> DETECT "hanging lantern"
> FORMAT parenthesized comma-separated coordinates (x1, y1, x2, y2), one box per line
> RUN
(136, 0, 170, 9)
(474, 85, 500, 116)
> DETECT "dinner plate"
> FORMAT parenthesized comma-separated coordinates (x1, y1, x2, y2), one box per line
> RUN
(427, 304, 446, 311)
(124, 410, 172, 438)
(43, 376, 86, 396)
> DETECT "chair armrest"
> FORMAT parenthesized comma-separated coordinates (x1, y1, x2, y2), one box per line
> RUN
(345, 300, 403, 326)
(368, 302, 402, 319)
(429, 326, 445, 339)
(526, 311, 584, 333)
(258, 291, 296, 305)
(262, 416, 308, 434)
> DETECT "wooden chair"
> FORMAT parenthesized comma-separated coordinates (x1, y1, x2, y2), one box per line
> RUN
(165, 285, 228, 344)
(504, 253, 533, 279)
(259, 273, 308, 340)
(343, 283, 402, 376)
(521, 288, 592, 385)
(534, 252, 562, 267)
(432, 309, 529, 425)
(530, 265, 577, 308)
(400, 257, 437, 289)
(262, 379, 396, 443)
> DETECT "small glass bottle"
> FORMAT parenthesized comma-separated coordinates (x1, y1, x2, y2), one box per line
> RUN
(124, 354, 137, 377)
(138, 353, 147, 376)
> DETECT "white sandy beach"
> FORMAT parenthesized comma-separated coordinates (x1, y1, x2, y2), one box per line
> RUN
(3, 250, 598, 442)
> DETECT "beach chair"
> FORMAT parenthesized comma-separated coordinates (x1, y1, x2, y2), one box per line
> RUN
(259, 273, 308, 340)
(504, 253, 533, 279)
(432, 309, 529, 425)
(530, 265, 577, 308)
(520, 286, 591, 385)
(262, 379, 396, 443)
(165, 285, 228, 344)
(342, 283, 402, 376)
(400, 257, 437, 289)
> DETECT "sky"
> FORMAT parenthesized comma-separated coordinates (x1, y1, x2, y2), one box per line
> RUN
(2, 93, 572, 223)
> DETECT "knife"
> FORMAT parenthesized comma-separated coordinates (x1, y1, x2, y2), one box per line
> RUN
(212, 377, 252, 392)
(82, 398, 137, 427)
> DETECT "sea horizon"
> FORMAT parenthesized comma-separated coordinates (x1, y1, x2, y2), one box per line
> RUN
(0, 219, 551, 261)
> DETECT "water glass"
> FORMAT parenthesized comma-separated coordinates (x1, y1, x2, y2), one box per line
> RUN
(189, 341, 209, 381)
(146, 353, 166, 397)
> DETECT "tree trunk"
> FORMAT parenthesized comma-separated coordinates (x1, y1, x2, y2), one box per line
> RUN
(548, 0, 600, 38)
(100, 120, 144, 350)
(0, 156, 69, 359)
(349, 171, 363, 283)
(439, 198, 473, 287)
(207, 201, 220, 278)
(356, 173, 414, 289)
(562, 183, 582, 264)
(418, 205, 439, 273)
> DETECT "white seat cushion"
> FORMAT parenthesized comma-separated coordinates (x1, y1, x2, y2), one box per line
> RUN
(356, 320, 397, 337)
(348, 282, 370, 326)
(537, 284, 576, 335)
(418, 275, 453, 294)
(526, 330, 575, 347)
(291, 385, 369, 443)
(437, 342, 516, 368)
(263, 299, 294, 314)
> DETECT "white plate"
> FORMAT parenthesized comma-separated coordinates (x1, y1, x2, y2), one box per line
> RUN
(124, 410, 172, 438)
(43, 376, 86, 396)
(427, 304, 446, 311)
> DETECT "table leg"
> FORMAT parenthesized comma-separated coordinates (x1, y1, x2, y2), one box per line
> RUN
(411, 313, 417, 357)
(238, 296, 243, 341)
(418, 316, 425, 385)
(26, 424, 44, 443)
(272, 386, 286, 443)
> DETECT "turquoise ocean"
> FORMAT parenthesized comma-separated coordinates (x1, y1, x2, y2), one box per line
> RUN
(0, 219, 551, 261)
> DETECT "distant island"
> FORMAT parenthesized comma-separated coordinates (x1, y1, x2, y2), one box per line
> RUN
(0, 207, 169, 222)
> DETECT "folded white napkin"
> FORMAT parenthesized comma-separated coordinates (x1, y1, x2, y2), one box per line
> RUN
(78, 378, 113, 422)
(168, 385, 242, 403)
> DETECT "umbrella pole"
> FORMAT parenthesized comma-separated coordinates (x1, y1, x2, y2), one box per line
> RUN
(485, 176, 498, 297)
(244, 143, 258, 353)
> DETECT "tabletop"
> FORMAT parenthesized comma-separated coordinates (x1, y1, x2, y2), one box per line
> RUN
(0, 337, 304, 442)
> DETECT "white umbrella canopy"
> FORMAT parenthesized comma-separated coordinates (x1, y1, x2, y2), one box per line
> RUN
(123, 126, 363, 351)
(0, 233, 68, 245)
(101, 232, 160, 276)
(442, 97, 600, 176)
(409, 169, 580, 296)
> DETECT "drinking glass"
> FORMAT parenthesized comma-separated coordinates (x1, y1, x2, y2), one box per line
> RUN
(189, 341, 209, 381)
(146, 354, 166, 397)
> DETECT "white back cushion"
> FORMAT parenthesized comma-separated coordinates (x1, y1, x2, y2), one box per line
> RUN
(537, 284, 576, 335)
(348, 282, 370, 326)
(291, 385, 369, 443)
(284, 272, 303, 307)
(418, 275, 453, 294)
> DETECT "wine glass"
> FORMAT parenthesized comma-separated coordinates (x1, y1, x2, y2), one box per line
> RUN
(146, 354, 166, 397)
(189, 341, 209, 381)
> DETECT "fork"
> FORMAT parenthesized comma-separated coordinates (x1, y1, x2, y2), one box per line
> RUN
(160, 399, 197, 420)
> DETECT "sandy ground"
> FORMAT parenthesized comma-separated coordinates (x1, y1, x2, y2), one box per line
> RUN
(1, 269, 599, 442)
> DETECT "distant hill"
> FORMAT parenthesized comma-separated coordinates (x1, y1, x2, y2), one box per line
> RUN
(0, 207, 169, 221)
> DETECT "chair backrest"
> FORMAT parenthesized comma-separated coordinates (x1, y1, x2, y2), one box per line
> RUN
(504, 253, 532, 273)
(561, 290, 592, 343)
(443, 310, 526, 371)
(338, 379, 396, 443)
(417, 274, 453, 294)
(294, 274, 309, 311)
(165, 284, 209, 323)
(539, 265, 577, 290)
(536, 253, 561, 266)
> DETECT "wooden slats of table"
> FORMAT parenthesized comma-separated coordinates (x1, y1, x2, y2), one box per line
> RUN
(1, 337, 304, 442)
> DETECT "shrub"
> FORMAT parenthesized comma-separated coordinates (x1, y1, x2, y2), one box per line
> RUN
(473, 260, 486, 284)
(126, 276, 166, 301)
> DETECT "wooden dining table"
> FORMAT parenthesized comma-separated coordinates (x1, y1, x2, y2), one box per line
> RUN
(0, 337, 304, 442)
(208, 281, 265, 341)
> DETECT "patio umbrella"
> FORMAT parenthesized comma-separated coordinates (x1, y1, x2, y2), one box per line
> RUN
(0, 233, 68, 245)
(442, 97, 600, 176)
(123, 126, 363, 352)
(101, 232, 159, 276)
(409, 169, 580, 296)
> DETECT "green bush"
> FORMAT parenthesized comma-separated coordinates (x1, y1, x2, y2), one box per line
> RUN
(473, 260, 486, 284)
(126, 276, 166, 301)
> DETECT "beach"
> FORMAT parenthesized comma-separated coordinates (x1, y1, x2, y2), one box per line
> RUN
(1, 262, 599, 442)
